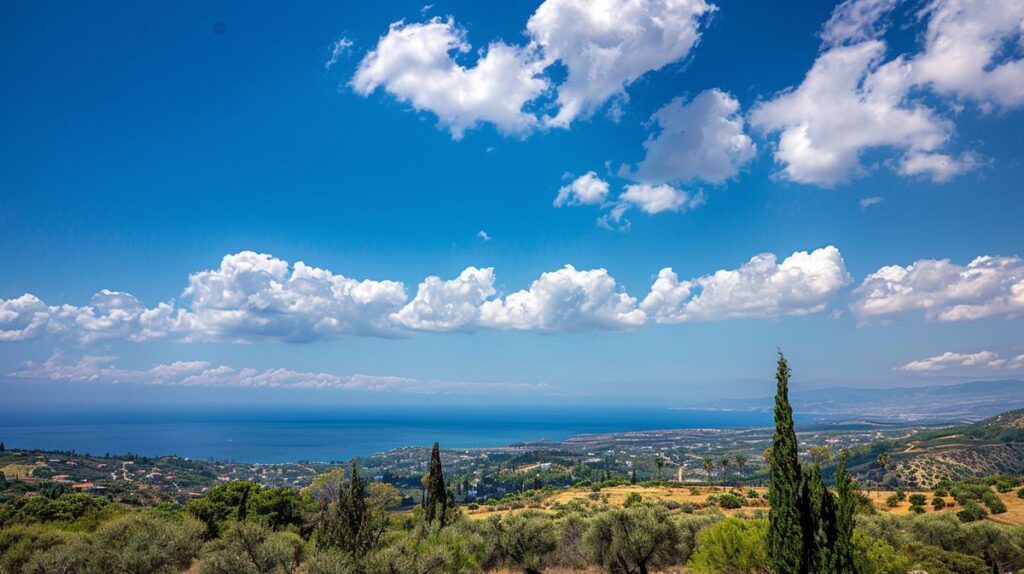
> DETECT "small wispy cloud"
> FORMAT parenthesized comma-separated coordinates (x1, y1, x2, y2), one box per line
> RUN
(325, 37, 354, 70)
(859, 196, 884, 210)
(477, 230, 492, 242)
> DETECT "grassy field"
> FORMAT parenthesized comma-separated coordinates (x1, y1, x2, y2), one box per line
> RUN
(464, 484, 1024, 526)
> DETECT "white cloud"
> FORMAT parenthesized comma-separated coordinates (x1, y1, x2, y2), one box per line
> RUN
(859, 196, 884, 209)
(351, 17, 548, 139)
(179, 251, 408, 342)
(390, 267, 496, 331)
(821, 0, 899, 47)
(325, 37, 354, 70)
(12, 353, 545, 394)
(642, 246, 851, 322)
(897, 150, 983, 182)
(618, 184, 703, 215)
(750, 0, 1014, 187)
(554, 171, 611, 207)
(896, 350, 1006, 372)
(627, 89, 756, 184)
(526, 0, 716, 127)
(852, 255, 1024, 321)
(911, 0, 1024, 110)
(750, 40, 951, 186)
(0, 294, 66, 341)
(353, 0, 716, 136)
(477, 230, 492, 241)
(480, 265, 645, 332)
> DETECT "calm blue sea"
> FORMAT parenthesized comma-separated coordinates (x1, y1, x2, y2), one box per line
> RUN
(0, 406, 783, 463)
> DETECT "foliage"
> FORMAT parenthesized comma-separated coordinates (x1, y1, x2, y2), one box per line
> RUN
(201, 521, 302, 574)
(89, 513, 204, 574)
(424, 442, 450, 527)
(767, 352, 803, 574)
(689, 517, 769, 573)
(851, 530, 911, 574)
(485, 510, 557, 574)
(583, 505, 681, 574)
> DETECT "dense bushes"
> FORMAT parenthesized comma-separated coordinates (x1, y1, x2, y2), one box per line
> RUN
(688, 517, 768, 572)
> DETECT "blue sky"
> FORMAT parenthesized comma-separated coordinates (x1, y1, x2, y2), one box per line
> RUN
(1, 0, 1023, 408)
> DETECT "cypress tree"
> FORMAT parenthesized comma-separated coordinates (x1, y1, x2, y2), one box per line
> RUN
(832, 450, 855, 573)
(424, 442, 449, 526)
(768, 351, 803, 574)
(800, 464, 837, 573)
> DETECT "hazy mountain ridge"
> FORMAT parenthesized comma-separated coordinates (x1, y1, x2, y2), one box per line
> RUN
(690, 379, 1024, 422)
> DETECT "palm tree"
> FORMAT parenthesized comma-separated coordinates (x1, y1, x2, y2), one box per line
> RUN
(720, 457, 731, 486)
(702, 456, 715, 486)
(875, 452, 890, 495)
(654, 455, 665, 480)
(734, 454, 747, 480)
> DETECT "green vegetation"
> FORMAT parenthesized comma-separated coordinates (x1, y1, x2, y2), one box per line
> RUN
(1, 356, 1023, 573)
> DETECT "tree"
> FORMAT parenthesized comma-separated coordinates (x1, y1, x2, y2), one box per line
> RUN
(424, 442, 451, 527)
(584, 506, 681, 574)
(689, 517, 769, 573)
(875, 452, 890, 493)
(720, 457, 731, 485)
(631, 469, 637, 484)
(832, 449, 856, 573)
(799, 463, 836, 573)
(768, 351, 803, 574)
(0, 442, 5, 452)
(702, 457, 716, 486)
(654, 455, 665, 480)
(809, 445, 833, 466)
(734, 454, 748, 478)
(310, 463, 396, 559)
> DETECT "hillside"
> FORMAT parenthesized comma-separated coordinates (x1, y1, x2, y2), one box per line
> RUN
(850, 408, 1024, 488)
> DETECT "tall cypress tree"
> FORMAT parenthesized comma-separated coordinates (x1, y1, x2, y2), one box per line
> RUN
(424, 442, 449, 526)
(832, 450, 855, 573)
(768, 351, 803, 574)
(800, 463, 837, 573)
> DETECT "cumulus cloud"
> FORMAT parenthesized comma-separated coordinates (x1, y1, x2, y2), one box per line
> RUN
(642, 246, 851, 322)
(897, 150, 984, 182)
(627, 89, 756, 184)
(750, 40, 951, 186)
(351, 17, 548, 139)
(390, 267, 496, 331)
(750, 0, 1015, 186)
(480, 265, 645, 332)
(179, 251, 408, 342)
(554, 171, 611, 207)
(11, 353, 546, 394)
(526, 0, 716, 127)
(352, 0, 715, 136)
(911, 0, 1024, 110)
(852, 255, 1024, 321)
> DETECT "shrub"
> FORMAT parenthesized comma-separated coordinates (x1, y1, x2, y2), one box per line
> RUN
(91, 513, 204, 574)
(623, 492, 643, 508)
(981, 492, 1007, 514)
(956, 501, 988, 523)
(584, 506, 681, 574)
(852, 530, 911, 574)
(688, 517, 768, 573)
(486, 511, 557, 574)
(932, 497, 946, 510)
(746, 489, 759, 499)
(908, 494, 927, 506)
(909, 504, 925, 514)
(717, 493, 744, 509)
(201, 522, 302, 574)
(885, 494, 901, 508)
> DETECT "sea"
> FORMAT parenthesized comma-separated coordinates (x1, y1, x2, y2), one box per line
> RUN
(0, 406, 785, 464)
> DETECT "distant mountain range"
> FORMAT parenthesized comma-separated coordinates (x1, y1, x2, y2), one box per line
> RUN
(690, 379, 1024, 423)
